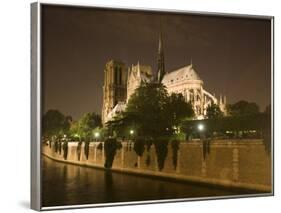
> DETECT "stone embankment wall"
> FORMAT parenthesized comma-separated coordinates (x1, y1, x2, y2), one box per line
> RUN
(42, 139, 271, 192)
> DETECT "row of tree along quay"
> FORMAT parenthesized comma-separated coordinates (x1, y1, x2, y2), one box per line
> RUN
(42, 82, 271, 170)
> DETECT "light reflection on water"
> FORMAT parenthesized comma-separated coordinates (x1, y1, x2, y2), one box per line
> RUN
(42, 156, 257, 207)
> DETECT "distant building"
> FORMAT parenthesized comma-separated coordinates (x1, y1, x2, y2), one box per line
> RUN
(101, 34, 226, 124)
(101, 60, 127, 124)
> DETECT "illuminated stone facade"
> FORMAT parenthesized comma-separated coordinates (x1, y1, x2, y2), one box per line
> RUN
(101, 60, 127, 124)
(127, 62, 153, 103)
(102, 35, 226, 124)
(162, 64, 226, 119)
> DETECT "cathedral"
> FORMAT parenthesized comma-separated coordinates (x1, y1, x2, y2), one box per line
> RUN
(102, 34, 226, 124)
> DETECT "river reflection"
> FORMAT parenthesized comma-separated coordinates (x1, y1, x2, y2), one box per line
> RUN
(42, 156, 257, 207)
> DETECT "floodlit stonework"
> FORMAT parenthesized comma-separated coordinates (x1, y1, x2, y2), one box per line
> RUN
(102, 60, 127, 124)
(43, 139, 271, 192)
(162, 64, 226, 119)
(127, 62, 153, 103)
(102, 35, 226, 124)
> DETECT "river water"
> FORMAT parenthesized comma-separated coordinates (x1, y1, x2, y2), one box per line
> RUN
(42, 156, 258, 207)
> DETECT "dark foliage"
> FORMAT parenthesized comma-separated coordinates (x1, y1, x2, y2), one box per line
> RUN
(42, 109, 71, 139)
(62, 141, 68, 160)
(108, 83, 194, 141)
(133, 139, 145, 157)
(97, 142, 103, 150)
(154, 139, 169, 171)
(182, 113, 270, 134)
(84, 141, 90, 160)
(77, 141, 82, 161)
(165, 93, 194, 127)
(171, 140, 180, 169)
(227, 100, 259, 116)
(104, 138, 120, 169)
(206, 103, 223, 119)
(78, 112, 102, 141)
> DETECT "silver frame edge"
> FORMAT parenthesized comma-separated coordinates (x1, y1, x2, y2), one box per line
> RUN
(31, 2, 41, 211)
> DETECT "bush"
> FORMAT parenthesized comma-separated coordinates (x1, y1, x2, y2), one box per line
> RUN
(97, 142, 103, 150)
(154, 139, 168, 171)
(77, 141, 82, 161)
(104, 138, 119, 169)
(63, 141, 68, 160)
(133, 139, 145, 157)
(171, 140, 180, 169)
(84, 141, 90, 160)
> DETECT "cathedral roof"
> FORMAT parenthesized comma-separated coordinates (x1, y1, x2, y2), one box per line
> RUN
(161, 64, 202, 84)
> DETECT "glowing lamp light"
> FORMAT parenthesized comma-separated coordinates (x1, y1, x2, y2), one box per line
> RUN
(198, 124, 204, 131)
(130, 130, 134, 135)
(94, 132, 100, 138)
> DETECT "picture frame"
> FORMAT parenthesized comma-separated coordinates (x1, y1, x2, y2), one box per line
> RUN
(31, 1, 274, 211)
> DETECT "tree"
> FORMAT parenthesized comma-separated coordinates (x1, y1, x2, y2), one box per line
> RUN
(124, 82, 170, 139)
(206, 103, 223, 119)
(77, 112, 102, 141)
(69, 121, 82, 140)
(42, 109, 71, 140)
(227, 100, 259, 116)
(165, 93, 194, 127)
(108, 82, 194, 171)
(110, 83, 194, 139)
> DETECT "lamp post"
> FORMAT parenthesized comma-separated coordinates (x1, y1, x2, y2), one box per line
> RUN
(197, 123, 205, 140)
(198, 124, 204, 132)
(129, 129, 134, 141)
(94, 132, 100, 142)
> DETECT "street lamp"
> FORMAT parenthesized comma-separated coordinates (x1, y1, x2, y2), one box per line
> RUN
(94, 132, 100, 141)
(198, 123, 204, 132)
(129, 129, 134, 142)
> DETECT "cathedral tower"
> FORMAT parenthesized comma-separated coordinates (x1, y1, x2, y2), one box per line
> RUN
(157, 32, 166, 82)
(102, 60, 127, 124)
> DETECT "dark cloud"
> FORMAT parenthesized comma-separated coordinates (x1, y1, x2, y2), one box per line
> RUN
(42, 5, 271, 120)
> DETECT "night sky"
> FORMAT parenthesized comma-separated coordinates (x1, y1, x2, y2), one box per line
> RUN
(42, 5, 271, 120)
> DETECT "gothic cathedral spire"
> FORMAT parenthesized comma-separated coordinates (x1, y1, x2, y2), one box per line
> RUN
(157, 31, 165, 83)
